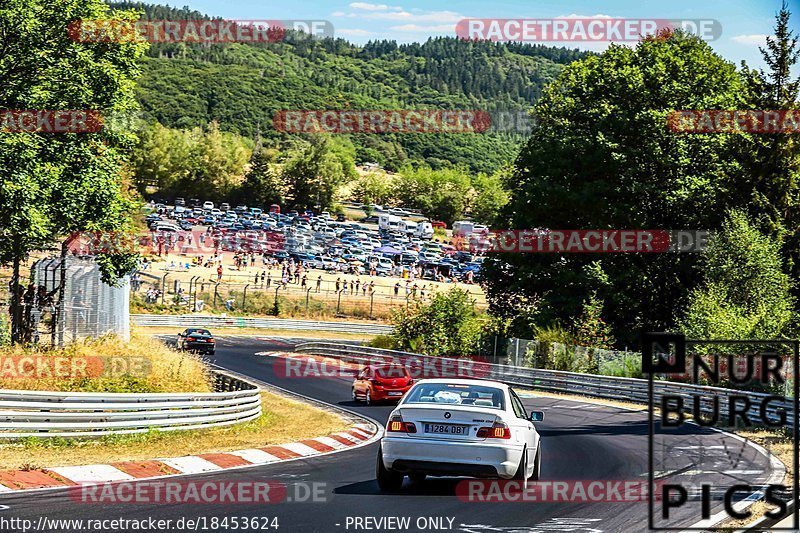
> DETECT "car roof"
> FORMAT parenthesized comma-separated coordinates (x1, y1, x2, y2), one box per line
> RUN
(410, 378, 508, 389)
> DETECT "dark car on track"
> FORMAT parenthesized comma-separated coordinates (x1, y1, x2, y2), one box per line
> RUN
(177, 328, 216, 355)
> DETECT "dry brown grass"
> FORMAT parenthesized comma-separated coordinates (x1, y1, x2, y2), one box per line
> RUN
(132, 325, 377, 342)
(0, 391, 347, 469)
(0, 332, 211, 393)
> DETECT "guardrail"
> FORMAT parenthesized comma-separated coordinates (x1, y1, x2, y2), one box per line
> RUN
(131, 314, 393, 335)
(0, 370, 262, 438)
(294, 343, 795, 424)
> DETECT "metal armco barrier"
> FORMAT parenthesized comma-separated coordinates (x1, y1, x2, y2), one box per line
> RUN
(294, 343, 795, 424)
(0, 370, 261, 438)
(132, 314, 393, 335)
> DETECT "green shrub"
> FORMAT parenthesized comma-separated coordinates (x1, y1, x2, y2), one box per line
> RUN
(368, 334, 397, 350)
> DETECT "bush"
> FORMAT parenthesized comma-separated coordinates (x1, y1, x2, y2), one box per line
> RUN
(368, 334, 397, 350)
(391, 288, 483, 358)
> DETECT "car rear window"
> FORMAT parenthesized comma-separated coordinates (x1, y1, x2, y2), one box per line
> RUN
(188, 329, 211, 336)
(402, 383, 505, 409)
(374, 366, 409, 378)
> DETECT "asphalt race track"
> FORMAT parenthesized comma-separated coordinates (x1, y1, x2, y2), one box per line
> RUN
(0, 336, 779, 532)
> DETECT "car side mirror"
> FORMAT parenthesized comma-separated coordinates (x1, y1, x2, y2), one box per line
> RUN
(529, 411, 545, 422)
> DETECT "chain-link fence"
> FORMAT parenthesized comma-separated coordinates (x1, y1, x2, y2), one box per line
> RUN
(5, 256, 130, 346)
(129, 269, 471, 321)
(504, 337, 642, 377)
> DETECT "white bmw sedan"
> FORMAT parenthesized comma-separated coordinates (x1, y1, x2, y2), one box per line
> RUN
(377, 379, 544, 491)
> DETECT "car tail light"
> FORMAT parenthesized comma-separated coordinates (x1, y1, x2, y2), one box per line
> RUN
(208, 338, 215, 343)
(387, 415, 416, 434)
(476, 421, 511, 439)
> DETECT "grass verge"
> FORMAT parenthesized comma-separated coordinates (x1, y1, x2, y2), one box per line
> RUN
(0, 391, 347, 470)
(0, 333, 211, 393)
(132, 325, 377, 342)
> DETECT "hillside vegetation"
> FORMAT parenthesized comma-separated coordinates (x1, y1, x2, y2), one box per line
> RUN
(112, 2, 587, 173)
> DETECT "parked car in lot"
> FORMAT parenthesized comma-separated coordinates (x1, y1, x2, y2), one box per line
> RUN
(202, 201, 214, 211)
(376, 379, 544, 491)
(352, 365, 414, 405)
(176, 328, 216, 355)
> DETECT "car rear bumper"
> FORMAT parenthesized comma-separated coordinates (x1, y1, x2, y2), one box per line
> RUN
(381, 436, 523, 479)
(370, 387, 412, 401)
(185, 343, 215, 353)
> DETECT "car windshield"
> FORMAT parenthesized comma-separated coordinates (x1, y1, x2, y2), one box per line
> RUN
(187, 329, 211, 336)
(402, 383, 505, 409)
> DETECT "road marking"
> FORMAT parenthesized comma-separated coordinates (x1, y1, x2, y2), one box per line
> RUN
(280, 442, 321, 457)
(315, 436, 348, 450)
(159, 456, 222, 474)
(48, 465, 135, 484)
(228, 448, 282, 464)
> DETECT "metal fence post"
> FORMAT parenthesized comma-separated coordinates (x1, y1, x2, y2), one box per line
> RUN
(213, 282, 220, 306)
(242, 284, 249, 308)
(369, 291, 375, 319)
(306, 287, 313, 312)
(336, 289, 343, 314)
(161, 273, 169, 304)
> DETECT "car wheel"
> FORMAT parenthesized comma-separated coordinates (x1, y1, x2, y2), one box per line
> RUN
(512, 446, 528, 490)
(352, 388, 358, 402)
(409, 473, 426, 484)
(365, 389, 371, 405)
(376, 447, 404, 491)
(531, 447, 541, 481)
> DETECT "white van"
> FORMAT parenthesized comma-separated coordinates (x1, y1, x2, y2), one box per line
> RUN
(452, 220, 475, 236)
(398, 219, 417, 235)
(379, 214, 402, 231)
(414, 221, 434, 239)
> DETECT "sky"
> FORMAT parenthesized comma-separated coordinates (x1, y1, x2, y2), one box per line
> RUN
(163, 0, 798, 70)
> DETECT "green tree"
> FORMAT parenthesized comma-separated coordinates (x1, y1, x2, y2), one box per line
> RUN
(352, 171, 394, 206)
(679, 210, 795, 340)
(130, 121, 252, 200)
(394, 166, 472, 224)
(742, 2, 800, 281)
(392, 288, 483, 358)
(237, 146, 284, 207)
(483, 31, 755, 346)
(573, 292, 615, 349)
(282, 136, 357, 209)
(0, 0, 147, 342)
(470, 169, 510, 226)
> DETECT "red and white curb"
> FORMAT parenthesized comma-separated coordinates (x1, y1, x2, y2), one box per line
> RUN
(0, 423, 378, 492)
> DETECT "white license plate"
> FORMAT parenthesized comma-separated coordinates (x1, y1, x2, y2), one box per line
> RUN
(424, 423, 467, 435)
(387, 391, 403, 396)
